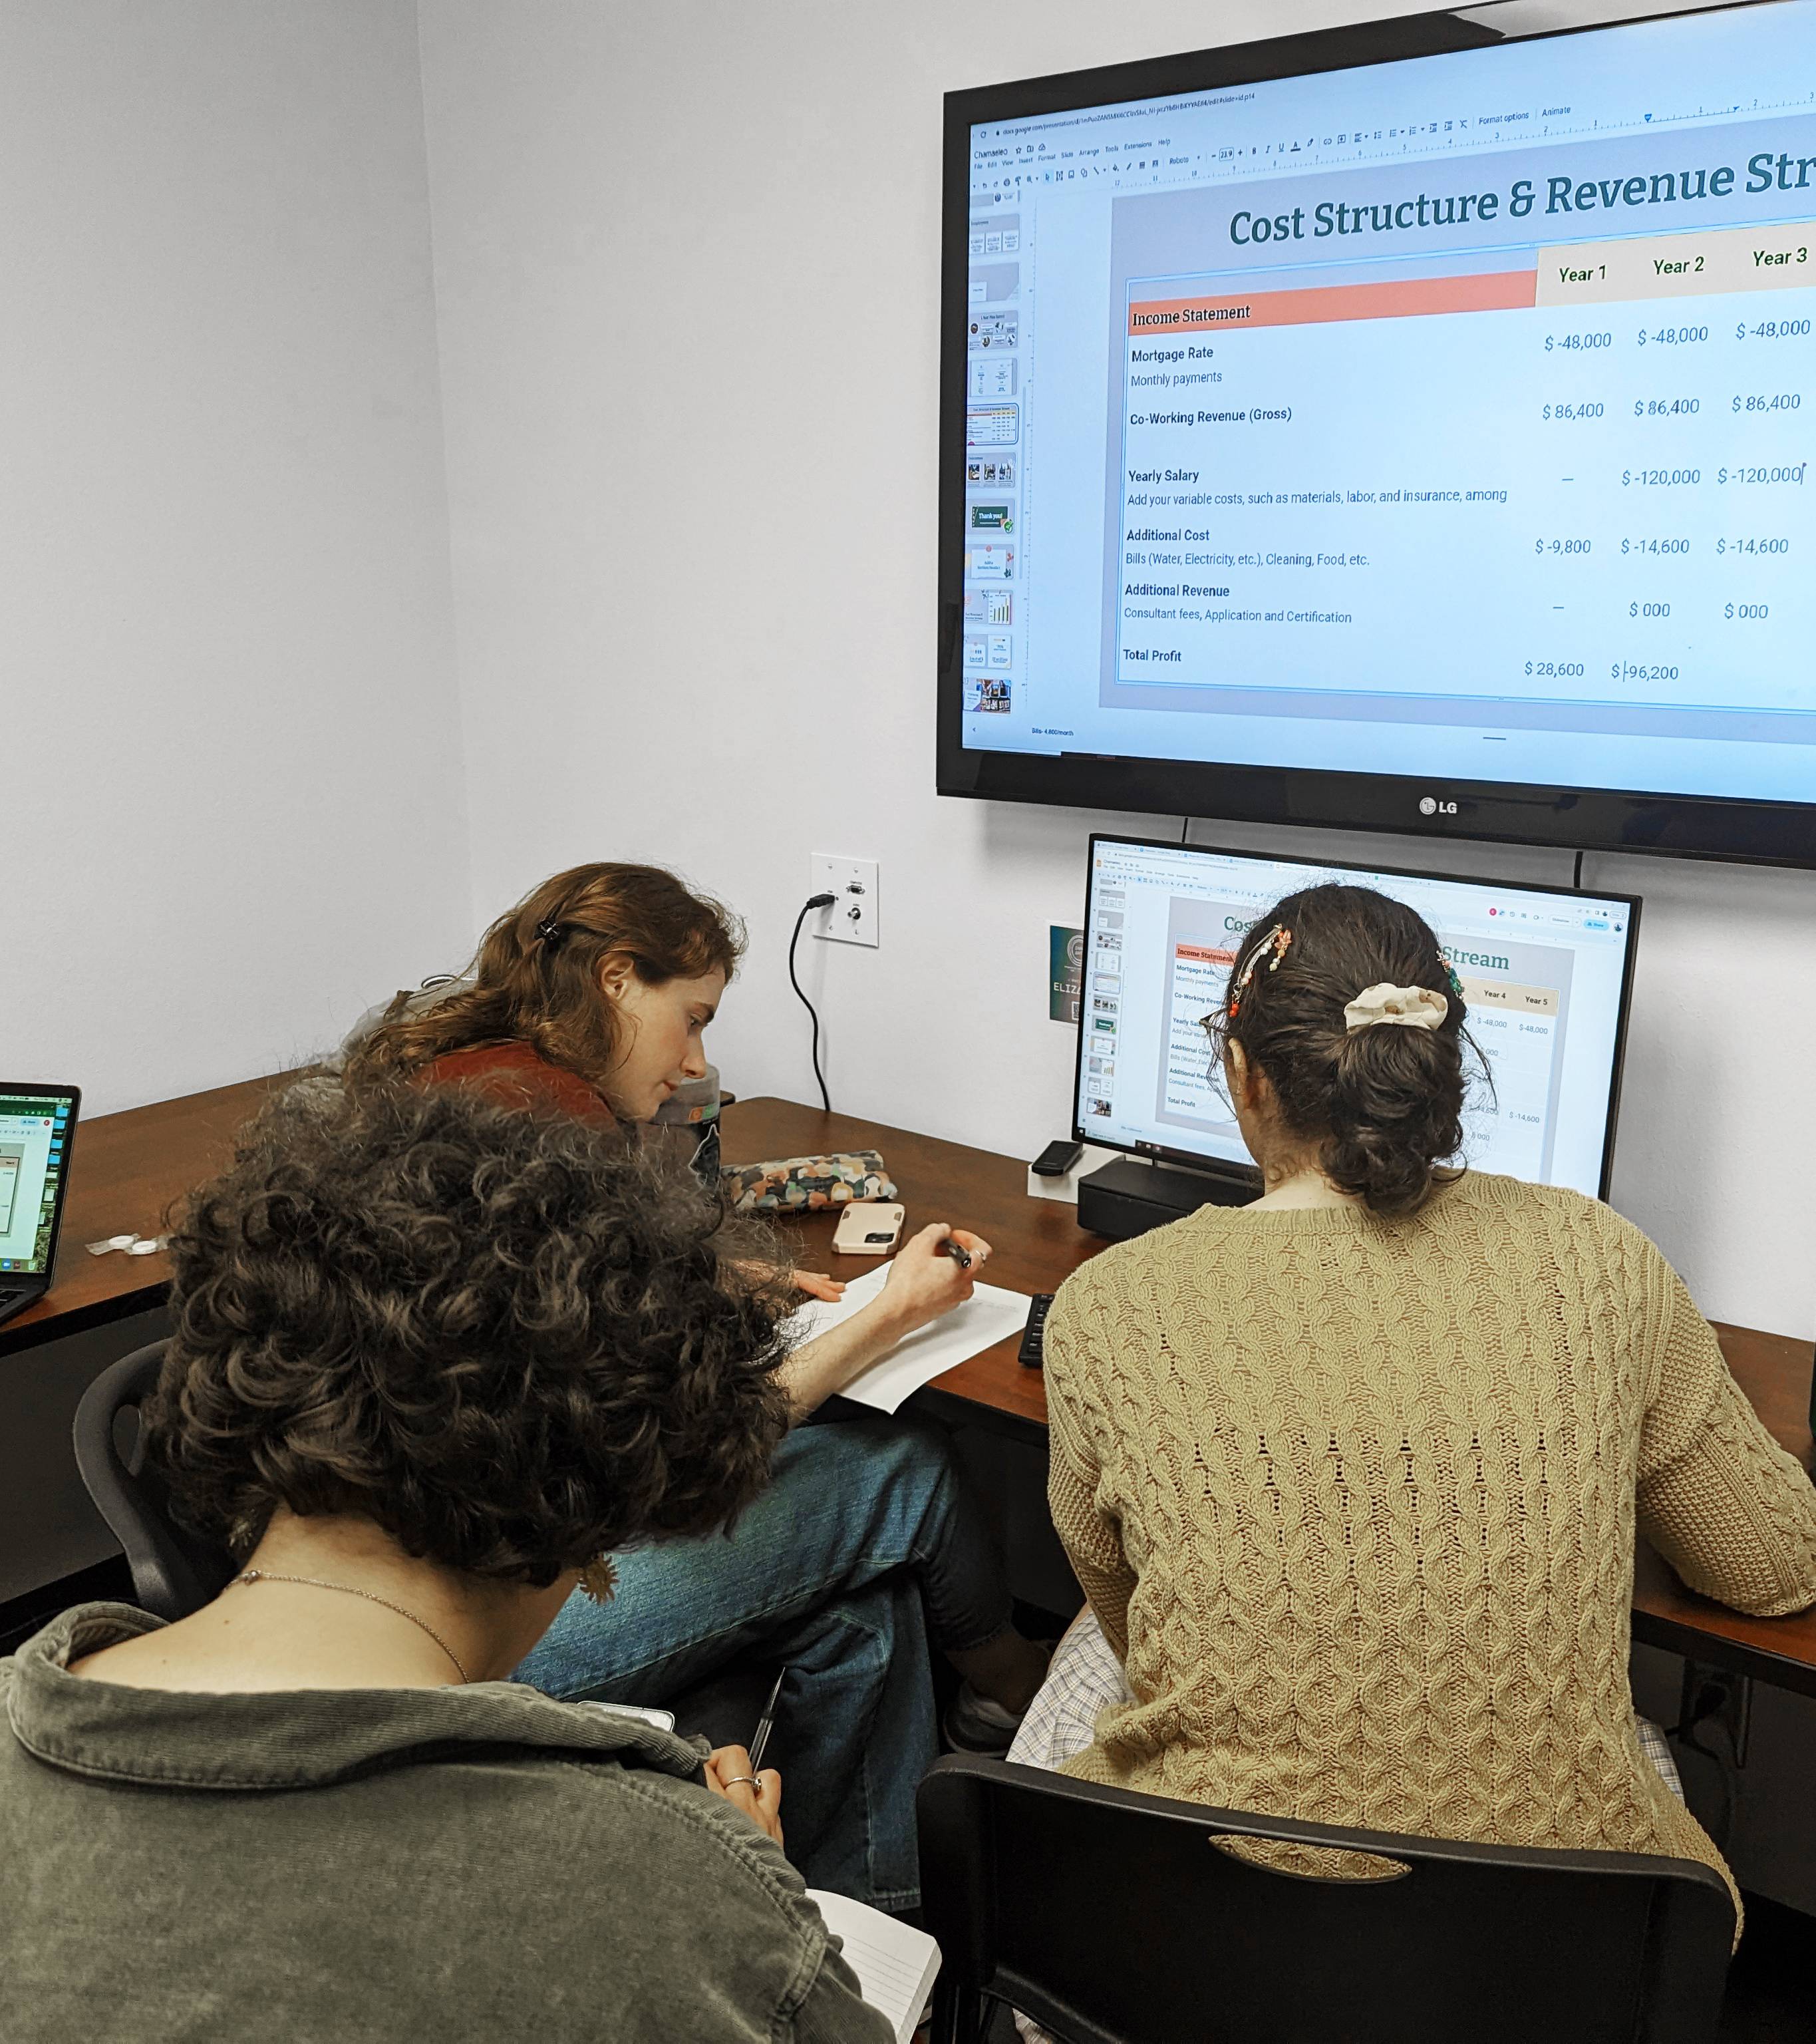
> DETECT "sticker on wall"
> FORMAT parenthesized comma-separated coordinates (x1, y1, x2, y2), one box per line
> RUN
(1050, 926, 1083, 1025)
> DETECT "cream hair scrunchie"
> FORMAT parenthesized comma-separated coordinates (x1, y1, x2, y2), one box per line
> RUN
(1342, 983, 1448, 1032)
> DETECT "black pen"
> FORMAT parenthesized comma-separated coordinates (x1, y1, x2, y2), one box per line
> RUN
(941, 1237, 973, 1271)
(749, 1665, 786, 1774)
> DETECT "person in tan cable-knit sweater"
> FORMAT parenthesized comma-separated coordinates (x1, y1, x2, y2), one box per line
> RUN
(1038, 882, 1816, 1924)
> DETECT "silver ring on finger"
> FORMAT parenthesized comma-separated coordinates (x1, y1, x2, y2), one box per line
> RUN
(719, 1773, 761, 1791)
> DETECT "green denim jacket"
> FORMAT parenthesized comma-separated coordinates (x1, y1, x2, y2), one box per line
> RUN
(1, 1605, 889, 2043)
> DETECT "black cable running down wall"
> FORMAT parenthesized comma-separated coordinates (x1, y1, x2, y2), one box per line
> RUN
(789, 894, 837, 1114)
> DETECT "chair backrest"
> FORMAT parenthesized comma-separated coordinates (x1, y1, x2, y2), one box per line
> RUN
(71, 1341, 236, 1622)
(916, 1755, 1734, 2044)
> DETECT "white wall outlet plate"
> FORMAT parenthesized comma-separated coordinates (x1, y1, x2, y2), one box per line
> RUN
(810, 854, 879, 947)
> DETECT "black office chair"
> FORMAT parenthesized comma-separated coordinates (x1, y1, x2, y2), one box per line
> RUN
(70, 1337, 779, 1745)
(915, 1753, 1735, 2044)
(71, 1340, 235, 1621)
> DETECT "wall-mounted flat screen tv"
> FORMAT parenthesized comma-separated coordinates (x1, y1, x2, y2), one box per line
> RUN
(939, 2, 1816, 866)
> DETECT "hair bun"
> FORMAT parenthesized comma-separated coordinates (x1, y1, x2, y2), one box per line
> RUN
(1221, 884, 1468, 1216)
(1324, 1021, 1464, 1216)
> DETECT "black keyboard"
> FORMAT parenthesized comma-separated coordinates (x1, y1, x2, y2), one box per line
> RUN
(1018, 1293, 1055, 1369)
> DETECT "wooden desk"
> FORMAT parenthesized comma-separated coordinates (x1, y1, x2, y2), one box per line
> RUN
(10, 1083, 1813, 1699)
(0, 1074, 287, 1359)
(720, 1097, 1816, 1701)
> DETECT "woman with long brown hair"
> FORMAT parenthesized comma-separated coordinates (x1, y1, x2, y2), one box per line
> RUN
(343, 861, 1050, 1910)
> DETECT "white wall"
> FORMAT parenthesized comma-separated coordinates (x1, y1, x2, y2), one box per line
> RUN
(2, 1, 470, 1114)
(416, 0, 1816, 1338)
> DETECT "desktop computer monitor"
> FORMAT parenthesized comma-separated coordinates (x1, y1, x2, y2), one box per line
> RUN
(1076, 835, 1638, 1201)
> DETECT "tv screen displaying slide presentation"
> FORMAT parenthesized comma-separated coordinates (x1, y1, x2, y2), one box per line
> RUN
(1076, 837, 1639, 1200)
(940, 3, 1816, 864)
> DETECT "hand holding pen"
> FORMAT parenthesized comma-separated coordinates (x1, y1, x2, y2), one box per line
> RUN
(876, 1223, 990, 1339)
(704, 1745, 783, 1845)
(703, 1666, 788, 1846)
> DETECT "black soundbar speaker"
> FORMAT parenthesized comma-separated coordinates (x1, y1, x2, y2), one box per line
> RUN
(1076, 1156, 1257, 1243)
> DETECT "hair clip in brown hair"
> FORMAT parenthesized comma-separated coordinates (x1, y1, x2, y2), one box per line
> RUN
(534, 917, 565, 947)
(1228, 923, 1291, 1017)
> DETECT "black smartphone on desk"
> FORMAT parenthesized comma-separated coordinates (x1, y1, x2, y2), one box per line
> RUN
(1031, 1141, 1083, 1178)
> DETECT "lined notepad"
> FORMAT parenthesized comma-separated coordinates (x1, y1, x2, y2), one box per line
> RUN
(807, 1889, 940, 2043)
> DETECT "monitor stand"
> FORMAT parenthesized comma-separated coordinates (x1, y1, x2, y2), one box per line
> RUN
(1076, 1154, 1258, 1242)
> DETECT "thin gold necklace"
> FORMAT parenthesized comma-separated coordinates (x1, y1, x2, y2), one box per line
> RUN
(233, 1569, 470, 1684)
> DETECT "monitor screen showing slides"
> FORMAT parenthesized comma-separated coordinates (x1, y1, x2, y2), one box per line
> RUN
(1076, 838, 1638, 1200)
(961, 1, 1816, 806)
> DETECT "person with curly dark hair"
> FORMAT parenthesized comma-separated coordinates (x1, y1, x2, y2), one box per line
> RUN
(0, 1084, 891, 2044)
(339, 860, 1053, 1909)
(1012, 882, 1816, 1961)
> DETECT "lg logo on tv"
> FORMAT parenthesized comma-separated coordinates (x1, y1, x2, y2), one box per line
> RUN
(1418, 796, 1458, 817)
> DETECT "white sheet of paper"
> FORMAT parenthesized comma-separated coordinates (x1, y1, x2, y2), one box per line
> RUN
(807, 1888, 941, 2043)
(786, 1264, 1032, 1414)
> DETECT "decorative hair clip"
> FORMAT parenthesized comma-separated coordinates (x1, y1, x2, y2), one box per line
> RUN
(534, 916, 565, 946)
(1228, 924, 1292, 1018)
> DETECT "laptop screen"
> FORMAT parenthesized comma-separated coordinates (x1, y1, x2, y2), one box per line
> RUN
(0, 1089, 77, 1276)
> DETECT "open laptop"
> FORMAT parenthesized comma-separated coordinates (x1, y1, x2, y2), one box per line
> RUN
(0, 1084, 80, 1329)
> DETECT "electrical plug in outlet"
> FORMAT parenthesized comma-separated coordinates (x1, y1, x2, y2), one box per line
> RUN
(810, 856, 879, 947)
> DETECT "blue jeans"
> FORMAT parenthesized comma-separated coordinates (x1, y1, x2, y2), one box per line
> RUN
(514, 1409, 1012, 1909)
